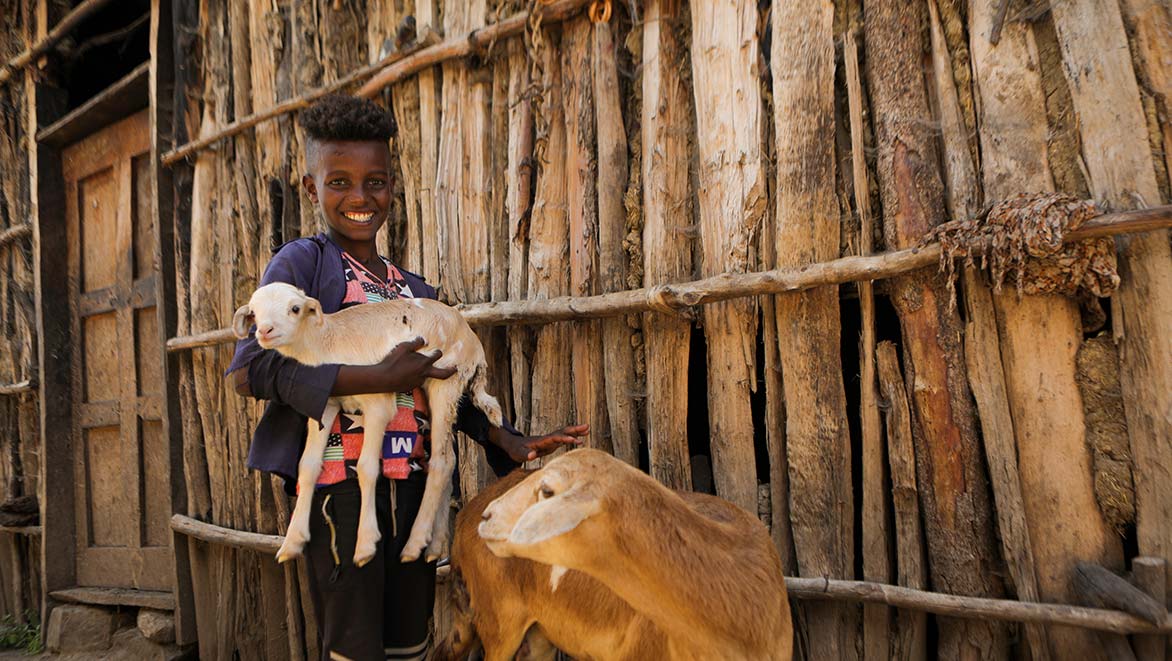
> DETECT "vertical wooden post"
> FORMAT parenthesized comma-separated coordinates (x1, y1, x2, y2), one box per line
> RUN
(967, 1, 1119, 657)
(689, 0, 765, 513)
(1133, 557, 1167, 661)
(592, 17, 640, 466)
(877, 341, 927, 661)
(562, 16, 610, 453)
(641, 0, 692, 490)
(771, 2, 855, 657)
(527, 29, 573, 441)
(505, 38, 534, 433)
(1049, 0, 1172, 615)
(844, 30, 889, 661)
(863, 2, 1010, 658)
(415, 0, 441, 285)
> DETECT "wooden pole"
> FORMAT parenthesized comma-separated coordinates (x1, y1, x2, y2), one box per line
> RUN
(0, 381, 34, 396)
(505, 37, 535, 432)
(970, 1, 1118, 657)
(878, 342, 929, 661)
(592, 18, 640, 466)
(864, 2, 1011, 657)
(563, 16, 610, 455)
(166, 207, 1172, 351)
(170, 513, 1172, 636)
(0, 224, 31, 248)
(1133, 557, 1168, 661)
(641, 0, 693, 491)
(845, 31, 891, 661)
(0, 0, 115, 85)
(771, 1, 855, 657)
(690, 0, 765, 514)
(356, 0, 593, 98)
(1050, 0, 1172, 615)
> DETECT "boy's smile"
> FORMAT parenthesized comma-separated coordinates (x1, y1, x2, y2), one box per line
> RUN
(303, 139, 392, 254)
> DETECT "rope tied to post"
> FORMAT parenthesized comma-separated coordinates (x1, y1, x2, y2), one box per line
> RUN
(925, 192, 1120, 310)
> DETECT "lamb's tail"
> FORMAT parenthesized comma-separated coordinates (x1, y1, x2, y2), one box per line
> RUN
(469, 363, 504, 428)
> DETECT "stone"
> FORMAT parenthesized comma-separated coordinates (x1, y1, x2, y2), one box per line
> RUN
(136, 608, 176, 644)
(94, 627, 188, 661)
(45, 605, 116, 653)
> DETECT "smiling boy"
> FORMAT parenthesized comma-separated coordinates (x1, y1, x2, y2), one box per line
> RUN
(226, 95, 586, 661)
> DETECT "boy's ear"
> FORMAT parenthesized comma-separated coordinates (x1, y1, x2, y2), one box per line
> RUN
(302, 174, 318, 204)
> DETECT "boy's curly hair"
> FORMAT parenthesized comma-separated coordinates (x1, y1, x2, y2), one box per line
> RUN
(300, 94, 397, 142)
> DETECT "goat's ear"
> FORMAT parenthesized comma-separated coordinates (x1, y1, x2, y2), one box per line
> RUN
(305, 299, 323, 326)
(507, 491, 600, 547)
(232, 305, 254, 339)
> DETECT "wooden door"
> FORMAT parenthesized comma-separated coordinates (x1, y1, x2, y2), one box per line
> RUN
(62, 110, 170, 591)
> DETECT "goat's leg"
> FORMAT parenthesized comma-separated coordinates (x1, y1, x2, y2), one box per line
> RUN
(401, 394, 457, 562)
(354, 405, 392, 568)
(276, 400, 341, 563)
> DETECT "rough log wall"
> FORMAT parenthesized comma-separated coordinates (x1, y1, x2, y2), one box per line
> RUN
(0, 0, 1163, 657)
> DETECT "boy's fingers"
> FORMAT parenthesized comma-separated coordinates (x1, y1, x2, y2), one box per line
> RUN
(425, 365, 457, 379)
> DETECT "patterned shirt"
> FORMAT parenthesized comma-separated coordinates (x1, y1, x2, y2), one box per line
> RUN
(314, 251, 431, 487)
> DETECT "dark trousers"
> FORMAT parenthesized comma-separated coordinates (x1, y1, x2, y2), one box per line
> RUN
(305, 472, 437, 661)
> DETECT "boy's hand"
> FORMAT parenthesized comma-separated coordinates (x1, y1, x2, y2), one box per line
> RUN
(376, 337, 456, 392)
(500, 424, 590, 463)
(333, 337, 455, 396)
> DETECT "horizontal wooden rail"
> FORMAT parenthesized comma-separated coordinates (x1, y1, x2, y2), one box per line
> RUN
(0, 0, 116, 85)
(171, 514, 1170, 634)
(355, 0, 593, 97)
(164, 205, 1172, 352)
(0, 380, 35, 396)
(0, 525, 41, 536)
(0, 224, 31, 248)
(160, 0, 592, 166)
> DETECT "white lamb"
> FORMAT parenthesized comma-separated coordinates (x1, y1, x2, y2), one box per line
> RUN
(232, 282, 503, 567)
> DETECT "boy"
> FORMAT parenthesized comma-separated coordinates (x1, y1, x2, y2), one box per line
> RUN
(227, 94, 587, 661)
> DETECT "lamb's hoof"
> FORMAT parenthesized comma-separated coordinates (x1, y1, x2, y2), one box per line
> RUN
(400, 537, 428, 563)
(353, 527, 381, 567)
(275, 538, 305, 564)
(425, 537, 447, 563)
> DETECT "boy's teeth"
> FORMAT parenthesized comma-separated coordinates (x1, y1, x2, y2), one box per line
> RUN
(343, 211, 374, 223)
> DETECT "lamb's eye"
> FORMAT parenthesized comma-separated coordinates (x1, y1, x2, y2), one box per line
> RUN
(291, 305, 301, 314)
(539, 485, 555, 500)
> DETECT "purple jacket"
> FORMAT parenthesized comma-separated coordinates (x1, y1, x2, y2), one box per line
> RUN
(227, 234, 519, 492)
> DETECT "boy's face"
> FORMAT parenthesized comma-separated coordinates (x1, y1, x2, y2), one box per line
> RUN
(302, 139, 392, 244)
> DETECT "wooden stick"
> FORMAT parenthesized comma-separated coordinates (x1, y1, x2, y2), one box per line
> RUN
(160, 31, 440, 165)
(846, 31, 890, 661)
(0, 381, 34, 396)
(989, 0, 1012, 45)
(787, 578, 1172, 635)
(1132, 557, 1168, 661)
(0, 0, 116, 84)
(169, 513, 1172, 635)
(0, 526, 41, 536)
(355, 0, 592, 98)
(0, 224, 31, 248)
(165, 206, 1172, 351)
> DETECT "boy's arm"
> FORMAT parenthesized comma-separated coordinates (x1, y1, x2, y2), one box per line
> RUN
(455, 401, 588, 475)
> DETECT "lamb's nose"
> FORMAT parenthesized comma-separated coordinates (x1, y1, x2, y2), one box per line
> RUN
(259, 325, 274, 337)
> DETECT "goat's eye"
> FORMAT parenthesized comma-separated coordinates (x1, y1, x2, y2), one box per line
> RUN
(539, 485, 555, 500)
(291, 305, 301, 314)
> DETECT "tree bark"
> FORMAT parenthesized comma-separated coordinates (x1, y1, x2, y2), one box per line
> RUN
(863, 2, 1010, 658)
(1050, 0, 1172, 615)
(772, 2, 856, 658)
(641, 0, 692, 491)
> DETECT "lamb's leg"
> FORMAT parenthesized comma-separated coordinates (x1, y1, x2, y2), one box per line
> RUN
(401, 392, 457, 562)
(276, 400, 340, 563)
(354, 405, 392, 568)
(425, 456, 455, 562)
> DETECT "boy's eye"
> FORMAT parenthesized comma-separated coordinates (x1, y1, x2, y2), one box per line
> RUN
(328, 178, 348, 187)
(367, 178, 387, 188)
(291, 305, 301, 314)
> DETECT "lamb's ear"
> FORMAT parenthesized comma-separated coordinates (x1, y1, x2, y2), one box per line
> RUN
(305, 299, 323, 326)
(232, 305, 254, 339)
(507, 491, 600, 547)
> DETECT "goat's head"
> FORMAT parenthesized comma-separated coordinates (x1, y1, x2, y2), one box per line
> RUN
(478, 449, 622, 564)
(233, 283, 323, 350)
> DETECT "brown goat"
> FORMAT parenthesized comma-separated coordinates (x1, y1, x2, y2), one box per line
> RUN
(433, 469, 666, 661)
(479, 449, 793, 660)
